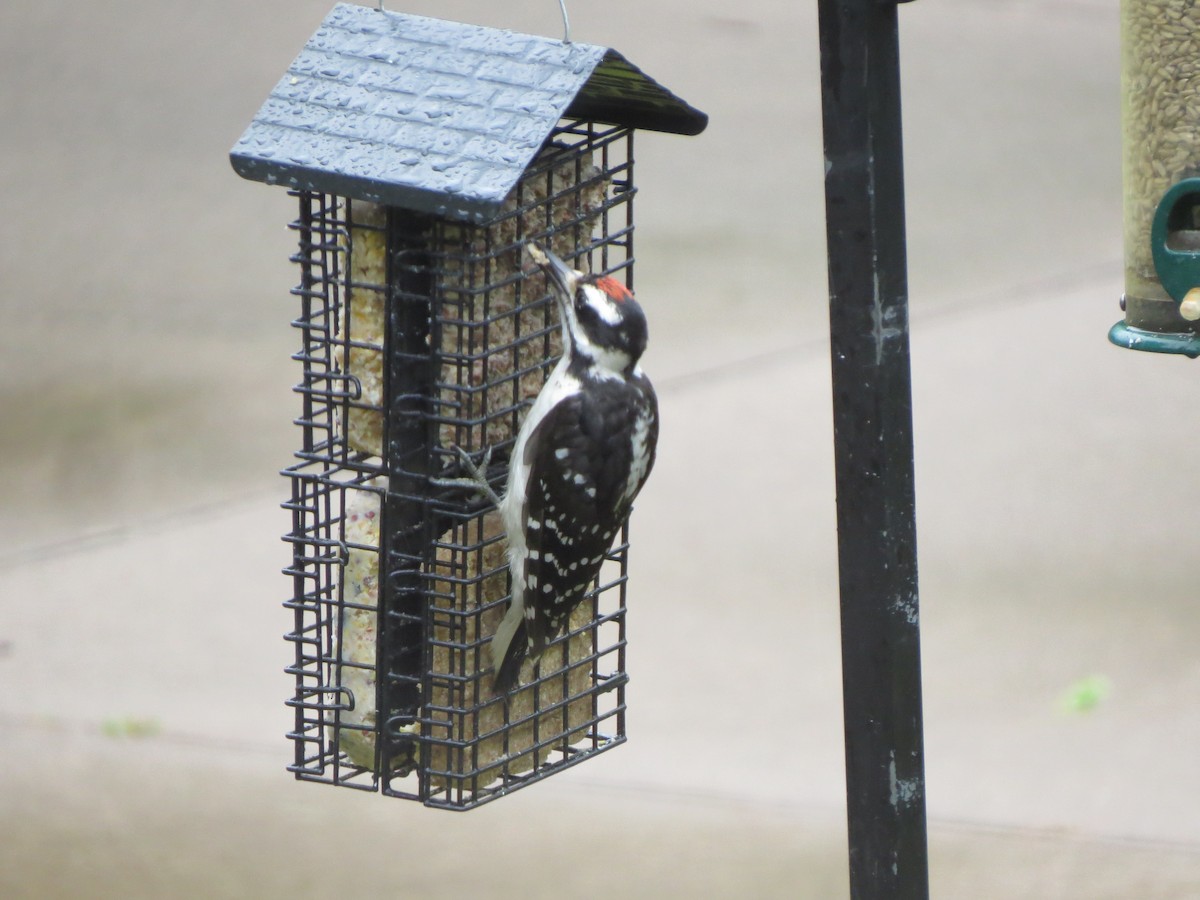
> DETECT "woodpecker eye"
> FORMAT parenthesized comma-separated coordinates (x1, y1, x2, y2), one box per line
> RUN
(574, 294, 601, 331)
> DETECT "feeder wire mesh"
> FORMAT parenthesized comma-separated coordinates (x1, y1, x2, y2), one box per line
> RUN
(282, 123, 637, 809)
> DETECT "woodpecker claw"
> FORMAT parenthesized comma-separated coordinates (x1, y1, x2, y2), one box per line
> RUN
(429, 444, 502, 508)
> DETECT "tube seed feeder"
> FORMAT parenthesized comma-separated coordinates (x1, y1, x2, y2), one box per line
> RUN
(230, 2, 705, 810)
(1111, 0, 1200, 357)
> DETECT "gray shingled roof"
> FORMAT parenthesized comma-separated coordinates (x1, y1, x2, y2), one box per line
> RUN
(230, 3, 707, 222)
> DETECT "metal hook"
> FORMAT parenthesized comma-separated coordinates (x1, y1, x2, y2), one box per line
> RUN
(558, 0, 571, 44)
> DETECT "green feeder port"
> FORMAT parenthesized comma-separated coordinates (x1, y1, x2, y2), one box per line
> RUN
(1112, 0, 1200, 357)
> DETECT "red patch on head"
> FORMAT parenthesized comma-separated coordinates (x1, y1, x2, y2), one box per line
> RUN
(594, 275, 634, 303)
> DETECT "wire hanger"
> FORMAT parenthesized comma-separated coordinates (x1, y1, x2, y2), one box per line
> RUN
(558, 0, 572, 43)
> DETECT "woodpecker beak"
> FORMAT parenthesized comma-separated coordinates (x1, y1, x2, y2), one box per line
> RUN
(526, 243, 581, 300)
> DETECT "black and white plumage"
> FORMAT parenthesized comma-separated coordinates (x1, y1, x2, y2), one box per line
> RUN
(483, 244, 658, 693)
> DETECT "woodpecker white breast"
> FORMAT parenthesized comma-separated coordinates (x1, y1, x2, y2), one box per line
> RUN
(488, 244, 658, 693)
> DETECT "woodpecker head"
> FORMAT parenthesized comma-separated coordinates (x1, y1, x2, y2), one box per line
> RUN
(527, 243, 648, 376)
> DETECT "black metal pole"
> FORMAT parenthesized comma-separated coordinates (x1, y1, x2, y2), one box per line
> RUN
(817, 1, 929, 898)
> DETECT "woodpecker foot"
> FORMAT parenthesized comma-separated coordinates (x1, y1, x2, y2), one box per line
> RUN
(429, 445, 502, 508)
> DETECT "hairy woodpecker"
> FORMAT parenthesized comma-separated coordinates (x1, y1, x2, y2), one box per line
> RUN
(450, 244, 658, 693)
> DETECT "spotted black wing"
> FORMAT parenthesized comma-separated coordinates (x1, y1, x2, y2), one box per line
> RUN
(517, 378, 657, 664)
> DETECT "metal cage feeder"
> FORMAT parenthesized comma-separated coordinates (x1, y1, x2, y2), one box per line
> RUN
(230, 3, 705, 810)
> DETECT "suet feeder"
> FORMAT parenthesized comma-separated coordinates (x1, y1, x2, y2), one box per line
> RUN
(1110, 0, 1200, 357)
(230, 3, 705, 809)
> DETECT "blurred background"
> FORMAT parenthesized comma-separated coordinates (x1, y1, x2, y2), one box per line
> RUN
(3, 0, 1199, 896)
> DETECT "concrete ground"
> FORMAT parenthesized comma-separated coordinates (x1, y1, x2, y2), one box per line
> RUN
(4, 0, 1200, 896)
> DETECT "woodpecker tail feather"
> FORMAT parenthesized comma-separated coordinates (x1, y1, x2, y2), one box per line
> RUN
(490, 605, 554, 693)
(492, 619, 529, 694)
